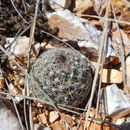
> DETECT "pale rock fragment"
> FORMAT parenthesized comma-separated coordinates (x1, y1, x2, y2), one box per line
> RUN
(5, 36, 41, 66)
(49, 111, 59, 123)
(126, 56, 130, 89)
(78, 30, 116, 60)
(41, 39, 60, 50)
(37, 113, 47, 125)
(9, 83, 23, 101)
(50, 121, 66, 130)
(74, 0, 93, 14)
(100, 84, 130, 118)
(62, 114, 75, 127)
(102, 69, 122, 83)
(93, 0, 130, 16)
(0, 99, 24, 130)
(47, 9, 89, 41)
(37, 102, 43, 108)
(34, 124, 45, 130)
(115, 118, 125, 125)
(48, 0, 71, 11)
(0, 74, 5, 89)
(119, 11, 130, 32)
(78, 120, 115, 130)
(14, 76, 24, 86)
(43, 127, 51, 130)
(47, 9, 115, 60)
(9, 83, 21, 95)
(112, 29, 130, 58)
(6, 36, 40, 57)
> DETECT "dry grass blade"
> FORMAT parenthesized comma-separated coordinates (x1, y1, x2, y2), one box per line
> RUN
(75, 13, 130, 25)
(27, 0, 40, 69)
(83, 0, 110, 129)
(111, 2, 129, 94)
(5, 25, 31, 50)
(26, 0, 40, 129)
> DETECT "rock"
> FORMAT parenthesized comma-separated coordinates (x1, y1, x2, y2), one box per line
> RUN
(29, 48, 93, 107)
(102, 69, 122, 83)
(50, 121, 66, 130)
(48, 10, 115, 61)
(14, 76, 24, 86)
(48, 0, 71, 11)
(6, 36, 40, 56)
(115, 118, 125, 125)
(119, 11, 130, 32)
(47, 9, 89, 41)
(62, 114, 75, 127)
(37, 102, 43, 108)
(9, 83, 23, 101)
(43, 127, 51, 130)
(5, 36, 40, 66)
(49, 111, 59, 123)
(112, 29, 130, 59)
(9, 83, 21, 95)
(101, 84, 130, 118)
(34, 124, 45, 130)
(112, 0, 130, 15)
(126, 56, 130, 89)
(0, 99, 24, 130)
(93, 0, 130, 16)
(37, 113, 47, 125)
(0, 74, 5, 89)
(41, 39, 60, 50)
(73, 0, 93, 14)
(78, 38, 116, 62)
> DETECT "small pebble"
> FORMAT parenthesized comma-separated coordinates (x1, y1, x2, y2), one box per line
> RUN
(49, 111, 59, 123)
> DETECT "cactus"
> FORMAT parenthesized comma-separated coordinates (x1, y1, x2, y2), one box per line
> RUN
(29, 48, 93, 107)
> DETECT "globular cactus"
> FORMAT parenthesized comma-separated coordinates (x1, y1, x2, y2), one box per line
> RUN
(29, 48, 93, 107)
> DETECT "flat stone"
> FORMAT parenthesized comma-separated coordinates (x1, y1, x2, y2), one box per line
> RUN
(74, 0, 93, 14)
(49, 111, 59, 123)
(50, 121, 66, 130)
(6, 36, 40, 56)
(125, 56, 130, 92)
(101, 84, 130, 118)
(48, 10, 90, 41)
(37, 113, 47, 125)
(102, 69, 122, 83)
